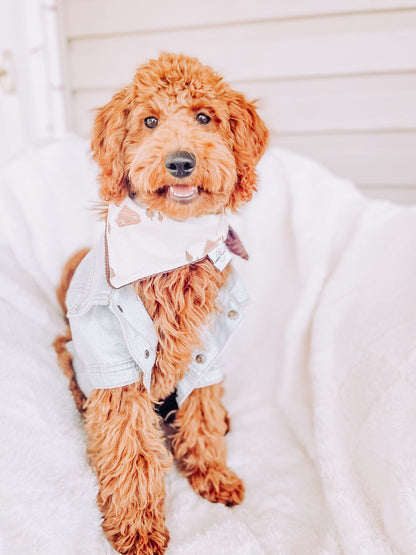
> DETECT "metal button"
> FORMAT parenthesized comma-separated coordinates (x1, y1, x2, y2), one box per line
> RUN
(195, 354, 206, 364)
(228, 309, 238, 320)
(144, 349, 150, 359)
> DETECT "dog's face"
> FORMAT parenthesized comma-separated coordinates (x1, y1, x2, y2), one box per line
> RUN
(92, 53, 268, 219)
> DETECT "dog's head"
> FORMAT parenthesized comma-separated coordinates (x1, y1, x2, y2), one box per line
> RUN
(92, 53, 268, 219)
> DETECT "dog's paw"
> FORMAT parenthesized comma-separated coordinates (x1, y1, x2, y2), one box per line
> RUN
(188, 465, 245, 507)
(105, 520, 169, 555)
(135, 526, 170, 555)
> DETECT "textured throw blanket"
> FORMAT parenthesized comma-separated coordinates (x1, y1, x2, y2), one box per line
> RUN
(0, 135, 415, 554)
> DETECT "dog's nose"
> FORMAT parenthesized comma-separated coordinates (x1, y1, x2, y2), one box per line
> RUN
(164, 151, 196, 178)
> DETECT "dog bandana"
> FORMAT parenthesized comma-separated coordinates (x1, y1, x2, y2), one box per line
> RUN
(105, 196, 233, 288)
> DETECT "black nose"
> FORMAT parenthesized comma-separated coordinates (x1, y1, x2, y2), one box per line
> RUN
(164, 150, 196, 178)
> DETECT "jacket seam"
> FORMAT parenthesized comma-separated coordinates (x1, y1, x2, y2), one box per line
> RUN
(86, 359, 139, 373)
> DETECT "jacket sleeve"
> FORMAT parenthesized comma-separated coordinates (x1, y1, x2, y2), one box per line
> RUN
(68, 303, 144, 395)
(65, 239, 156, 396)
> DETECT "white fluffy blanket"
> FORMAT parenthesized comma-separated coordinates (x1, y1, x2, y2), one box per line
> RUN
(1, 136, 415, 554)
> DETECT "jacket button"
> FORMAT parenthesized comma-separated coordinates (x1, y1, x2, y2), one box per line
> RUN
(144, 350, 150, 359)
(195, 354, 206, 364)
(228, 309, 238, 320)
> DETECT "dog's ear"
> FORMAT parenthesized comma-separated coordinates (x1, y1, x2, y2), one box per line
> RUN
(91, 87, 135, 202)
(227, 91, 269, 210)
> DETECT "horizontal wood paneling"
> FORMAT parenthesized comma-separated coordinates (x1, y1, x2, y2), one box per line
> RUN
(239, 74, 416, 133)
(277, 132, 416, 187)
(68, 11, 416, 90)
(362, 187, 416, 205)
(65, 0, 416, 37)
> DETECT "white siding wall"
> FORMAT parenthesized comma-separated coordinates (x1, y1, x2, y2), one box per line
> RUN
(61, 0, 416, 203)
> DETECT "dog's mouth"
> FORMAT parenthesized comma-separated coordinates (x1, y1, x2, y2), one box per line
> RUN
(136, 178, 228, 218)
(158, 185, 201, 204)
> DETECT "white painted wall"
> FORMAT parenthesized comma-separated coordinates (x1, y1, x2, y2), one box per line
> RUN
(0, 0, 67, 165)
(60, 0, 416, 203)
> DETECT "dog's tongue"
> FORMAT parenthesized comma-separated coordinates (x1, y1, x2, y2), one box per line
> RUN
(169, 185, 197, 198)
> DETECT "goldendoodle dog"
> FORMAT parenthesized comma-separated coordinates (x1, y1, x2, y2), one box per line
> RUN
(54, 52, 268, 555)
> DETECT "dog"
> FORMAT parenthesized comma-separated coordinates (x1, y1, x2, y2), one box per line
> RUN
(54, 52, 268, 555)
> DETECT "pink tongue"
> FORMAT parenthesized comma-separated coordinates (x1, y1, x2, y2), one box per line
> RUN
(171, 185, 195, 197)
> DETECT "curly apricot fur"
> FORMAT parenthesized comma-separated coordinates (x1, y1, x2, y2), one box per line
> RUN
(91, 52, 268, 218)
(134, 261, 231, 400)
(54, 53, 268, 554)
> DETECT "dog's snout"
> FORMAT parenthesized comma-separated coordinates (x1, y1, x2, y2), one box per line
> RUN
(165, 151, 196, 178)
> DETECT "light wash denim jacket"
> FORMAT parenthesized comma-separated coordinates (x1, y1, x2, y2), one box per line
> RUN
(66, 234, 249, 405)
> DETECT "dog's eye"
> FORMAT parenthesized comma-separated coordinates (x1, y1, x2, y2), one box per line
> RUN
(196, 113, 211, 125)
(144, 117, 158, 129)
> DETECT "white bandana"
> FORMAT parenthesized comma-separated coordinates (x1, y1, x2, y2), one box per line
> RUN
(105, 196, 231, 288)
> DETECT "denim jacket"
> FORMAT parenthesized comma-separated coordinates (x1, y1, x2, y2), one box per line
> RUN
(66, 234, 249, 405)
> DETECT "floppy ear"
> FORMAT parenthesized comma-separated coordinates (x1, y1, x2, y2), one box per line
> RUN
(227, 91, 269, 210)
(91, 87, 135, 202)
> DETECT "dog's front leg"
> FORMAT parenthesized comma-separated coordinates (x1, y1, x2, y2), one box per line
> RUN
(84, 382, 172, 555)
(171, 383, 244, 506)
